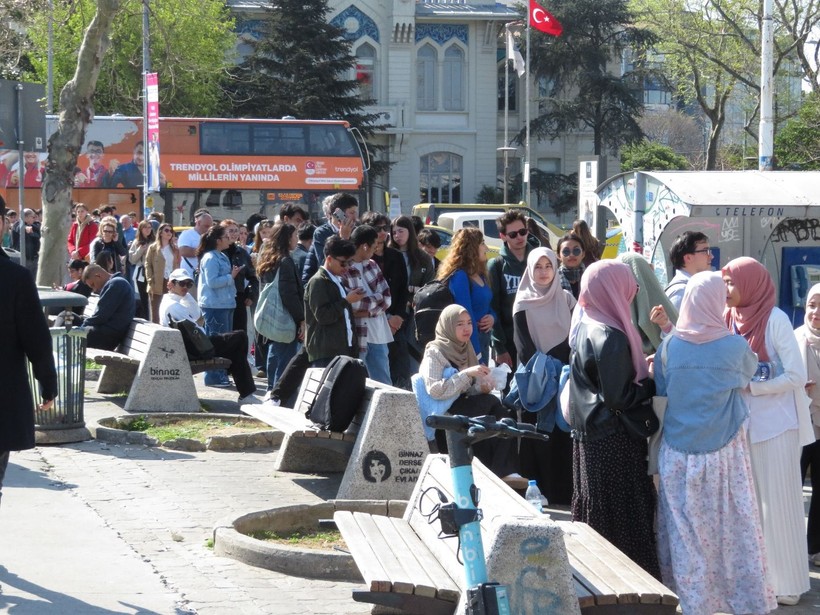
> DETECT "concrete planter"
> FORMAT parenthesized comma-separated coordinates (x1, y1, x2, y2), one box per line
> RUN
(91, 413, 282, 451)
(213, 499, 408, 581)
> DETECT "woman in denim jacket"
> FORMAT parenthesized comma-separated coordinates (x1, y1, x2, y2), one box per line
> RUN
(724, 257, 814, 606)
(197, 225, 241, 386)
(654, 271, 774, 615)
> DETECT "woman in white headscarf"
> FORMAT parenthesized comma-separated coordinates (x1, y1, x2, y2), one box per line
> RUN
(512, 247, 576, 504)
(794, 283, 820, 568)
(654, 271, 773, 615)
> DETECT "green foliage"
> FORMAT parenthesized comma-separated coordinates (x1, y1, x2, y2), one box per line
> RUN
(775, 93, 820, 170)
(226, 0, 381, 135)
(620, 140, 689, 170)
(524, 0, 655, 155)
(123, 415, 151, 432)
(24, 0, 235, 116)
(476, 185, 505, 204)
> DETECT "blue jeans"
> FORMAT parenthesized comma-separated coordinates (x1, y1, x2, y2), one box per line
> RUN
(266, 339, 298, 392)
(202, 307, 234, 384)
(361, 342, 391, 385)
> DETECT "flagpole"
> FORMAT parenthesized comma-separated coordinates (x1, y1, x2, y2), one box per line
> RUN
(504, 26, 510, 204)
(524, 10, 531, 207)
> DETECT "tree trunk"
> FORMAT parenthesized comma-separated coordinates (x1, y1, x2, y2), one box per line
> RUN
(38, 0, 121, 287)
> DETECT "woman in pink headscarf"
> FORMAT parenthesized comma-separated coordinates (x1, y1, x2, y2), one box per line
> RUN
(655, 271, 773, 615)
(724, 256, 813, 606)
(568, 260, 660, 578)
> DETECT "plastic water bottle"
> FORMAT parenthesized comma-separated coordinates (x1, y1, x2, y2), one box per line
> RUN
(525, 480, 543, 514)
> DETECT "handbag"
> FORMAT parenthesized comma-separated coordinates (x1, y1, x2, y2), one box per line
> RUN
(169, 318, 215, 360)
(647, 339, 669, 475)
(254, 269, 296, 343)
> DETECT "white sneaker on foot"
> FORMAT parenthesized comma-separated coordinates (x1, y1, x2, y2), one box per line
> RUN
(777, 595, 800, 606)
(811, 552, 820, 567)
(238, 393, 262, 405)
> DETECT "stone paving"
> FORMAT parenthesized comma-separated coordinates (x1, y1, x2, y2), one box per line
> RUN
(2, 374, 820, 614)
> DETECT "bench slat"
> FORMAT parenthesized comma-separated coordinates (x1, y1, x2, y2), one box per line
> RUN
(561, 521, 672, 605)
(385, 517, 460, 602)
(370, 515, 440, 599)
(334, 511, 392, 594)
(354, 513, 416, 595)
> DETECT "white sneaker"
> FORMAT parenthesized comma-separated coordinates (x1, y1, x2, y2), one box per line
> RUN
(263, 396, 280, 407)
(811, 552, 820, 567)
(777, 595, 800, 606)
(238, 394, 261, 405)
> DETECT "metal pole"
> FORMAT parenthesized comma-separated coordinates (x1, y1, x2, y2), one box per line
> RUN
(524, 18, 531, 206)
(142, 0, 150, 213)
(16, 82, 27, 268)
(47, 0, 53, 112)
(504, 38, 510, 205)
(759, 0, 774, 171)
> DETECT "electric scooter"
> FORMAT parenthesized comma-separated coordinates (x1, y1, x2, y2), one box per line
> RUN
(424, 414, 549, 615)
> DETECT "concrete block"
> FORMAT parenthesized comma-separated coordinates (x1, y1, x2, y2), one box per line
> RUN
(484, 517, 581, 615)
(336, 389, 429, 501)
(124, 328, 200, 413)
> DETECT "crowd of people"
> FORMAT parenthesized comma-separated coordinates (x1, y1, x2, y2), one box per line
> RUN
(4, 191, 819, 612)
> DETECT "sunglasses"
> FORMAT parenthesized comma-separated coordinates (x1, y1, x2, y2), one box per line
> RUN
(333, 257, 351, 268)
(505, 229, 528, 240)
(174, 280, 194, 288)
(162, 228, 173, 233)
(375, 224, 391, 232)
(561, 247, 583, 257)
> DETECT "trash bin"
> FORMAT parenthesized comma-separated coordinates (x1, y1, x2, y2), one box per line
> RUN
(28, 328, 88, 431)
(30, 289, 91, 444)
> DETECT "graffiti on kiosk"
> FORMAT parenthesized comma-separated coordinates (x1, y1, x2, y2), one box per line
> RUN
(721, 217, 741, 243)
(772, 218, 820, 243)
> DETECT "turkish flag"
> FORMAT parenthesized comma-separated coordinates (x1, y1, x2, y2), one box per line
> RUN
(530, 0, 563, 36)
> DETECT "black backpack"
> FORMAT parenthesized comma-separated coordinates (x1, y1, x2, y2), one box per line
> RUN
(413, 277, 454, 349)
(307, 356, 368, 431)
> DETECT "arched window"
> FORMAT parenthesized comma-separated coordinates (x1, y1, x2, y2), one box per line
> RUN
(355, 43, 377, 102)
(442, 46, 465, 110)
(420, 152, 462, 204)
(417, 44, 437, 111)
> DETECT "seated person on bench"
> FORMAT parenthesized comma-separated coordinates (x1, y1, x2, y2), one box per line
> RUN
(159, 268, 259, 404)
(418, 304, 527, 489)
(80, 264, 136, 350)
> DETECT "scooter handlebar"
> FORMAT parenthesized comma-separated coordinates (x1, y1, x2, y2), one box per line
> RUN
(426, 414, 549, 443)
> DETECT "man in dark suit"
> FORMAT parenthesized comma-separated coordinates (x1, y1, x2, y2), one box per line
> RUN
(0, 200, 58, 508)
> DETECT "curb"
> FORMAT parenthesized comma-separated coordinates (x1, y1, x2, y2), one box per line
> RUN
(213, 499, 408, 580)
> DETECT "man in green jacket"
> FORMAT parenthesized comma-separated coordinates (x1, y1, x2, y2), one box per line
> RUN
(304, 235, 364, 366)
(489, 209, 533, 369)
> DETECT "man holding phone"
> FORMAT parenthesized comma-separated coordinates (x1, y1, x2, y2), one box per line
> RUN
(304, 235, 361, 367)
(301, 192, 358, 284)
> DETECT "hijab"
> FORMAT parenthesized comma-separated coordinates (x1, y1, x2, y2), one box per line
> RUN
(796, 284, 820, 433)
(513, 247, 576, 354)
(674, 271, 731, 344)
(579, 260, 648, 382)
(426, 304, 478, 370)
(722, 257, 775, 362)
(618, 252, 679, 353)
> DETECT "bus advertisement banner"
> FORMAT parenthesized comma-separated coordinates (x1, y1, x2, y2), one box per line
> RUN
(145, 73, 160, 193)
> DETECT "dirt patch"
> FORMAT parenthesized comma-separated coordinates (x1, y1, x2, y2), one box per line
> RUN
(248, 529, 347, 551)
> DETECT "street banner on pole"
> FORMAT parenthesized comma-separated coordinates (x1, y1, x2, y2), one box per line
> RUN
(145, 72, 161, 193)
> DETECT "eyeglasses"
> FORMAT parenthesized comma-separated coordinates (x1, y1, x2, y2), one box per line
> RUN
(174, 280, 194, 288)
(505, 229, 529, 240)
(333, 257, 351, 268)
(162, 228, 173, 234)
(102, 229, 115, 234)
(561, 247, 583, 257)
(692, 248, 712, 255)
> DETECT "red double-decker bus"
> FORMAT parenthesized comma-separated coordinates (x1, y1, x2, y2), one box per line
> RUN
(0, 116, 368, 223)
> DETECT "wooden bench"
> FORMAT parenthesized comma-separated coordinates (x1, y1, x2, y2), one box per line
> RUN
(335, 454, 678, 614)
(88, 319, 230, 412)
(241, 367, 401, 473)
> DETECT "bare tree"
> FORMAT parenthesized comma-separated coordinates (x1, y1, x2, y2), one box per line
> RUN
(38, 0, 121, 286)
(639, 107, 706, 168)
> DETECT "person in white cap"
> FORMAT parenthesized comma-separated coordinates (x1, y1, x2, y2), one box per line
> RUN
(159, 268, 259, 404)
